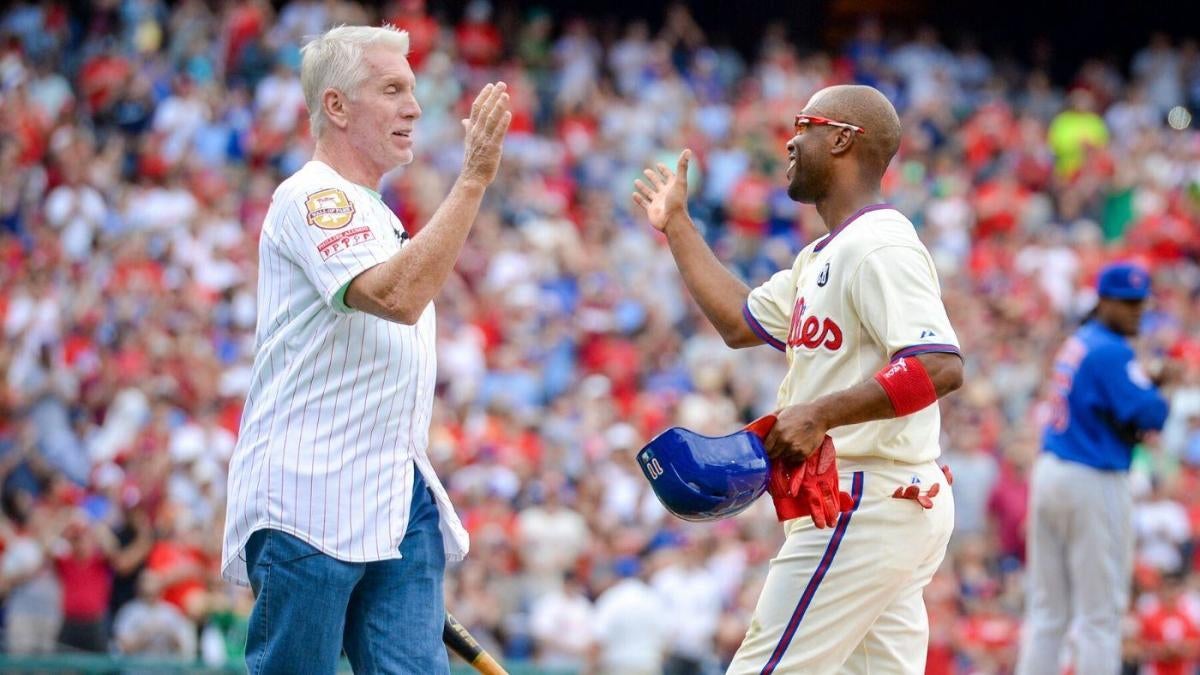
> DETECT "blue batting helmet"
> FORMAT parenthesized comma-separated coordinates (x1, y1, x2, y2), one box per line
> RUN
(636, 416, 775, 522)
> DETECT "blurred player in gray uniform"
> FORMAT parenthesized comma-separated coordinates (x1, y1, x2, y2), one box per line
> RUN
(1017, 262, 1175, 675)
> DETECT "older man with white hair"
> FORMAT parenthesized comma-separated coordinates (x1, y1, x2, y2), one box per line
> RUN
(221, 24, 510, 674)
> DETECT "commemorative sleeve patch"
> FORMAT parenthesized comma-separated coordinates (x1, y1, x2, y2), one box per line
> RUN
(317, 226, 374, 260)
(306, 188, 355, 229)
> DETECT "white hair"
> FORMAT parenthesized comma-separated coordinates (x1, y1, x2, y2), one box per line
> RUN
(301, 24, 410, 137)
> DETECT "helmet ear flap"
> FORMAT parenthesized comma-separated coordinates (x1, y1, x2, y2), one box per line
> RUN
(637, 426, 770, 522)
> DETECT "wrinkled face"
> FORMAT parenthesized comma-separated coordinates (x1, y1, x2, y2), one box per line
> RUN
(345, 46, 422, 172)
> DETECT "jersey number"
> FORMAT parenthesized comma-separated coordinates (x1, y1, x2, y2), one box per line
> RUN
(645, 457, 665, 480)
(1046, 338, 1085, 432)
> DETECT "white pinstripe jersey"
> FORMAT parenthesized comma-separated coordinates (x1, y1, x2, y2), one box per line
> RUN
(221, 160, 468, 586)
(744, 205, 961, 463)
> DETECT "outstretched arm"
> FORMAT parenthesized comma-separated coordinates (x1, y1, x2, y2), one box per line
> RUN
(633, 150, 760, 348)
(345, 83, 512, 324)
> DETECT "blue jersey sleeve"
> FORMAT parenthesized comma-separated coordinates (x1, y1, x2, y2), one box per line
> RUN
(1090, 344, 1169, 433)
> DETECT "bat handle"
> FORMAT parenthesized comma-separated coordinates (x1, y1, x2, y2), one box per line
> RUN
(444, 612, 509, 675)
(472, 651, 508, 675)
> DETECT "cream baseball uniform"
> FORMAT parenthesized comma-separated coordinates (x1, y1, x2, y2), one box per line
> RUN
(222, 160, 468, 586)
(728, 204, 960, 674)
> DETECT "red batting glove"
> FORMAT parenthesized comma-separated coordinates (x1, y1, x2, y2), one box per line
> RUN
(766, 456, 809, 521)
(747, 415, 810, 522)
(744, 414, 778, 440)
(794, 436, 855, 528)
(890, 464, 952, 509)
(747, 416, 854, 527)
(891, 482, 939, 509)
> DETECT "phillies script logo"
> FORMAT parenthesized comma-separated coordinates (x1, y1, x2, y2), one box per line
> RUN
(788, 297, 843, 351)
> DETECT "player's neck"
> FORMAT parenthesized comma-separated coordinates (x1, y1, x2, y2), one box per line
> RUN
(313, 138, 383, 192)
(815, 189, 886, 234)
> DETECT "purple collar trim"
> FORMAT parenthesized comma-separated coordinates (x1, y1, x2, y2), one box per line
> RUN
(812, 203, 894, 252)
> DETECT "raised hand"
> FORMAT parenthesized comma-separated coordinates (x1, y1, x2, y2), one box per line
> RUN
(460, 82, 512, 187)
(632, 149, 692, 232)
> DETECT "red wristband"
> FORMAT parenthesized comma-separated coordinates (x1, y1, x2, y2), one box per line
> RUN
(874, 357, 938, 416)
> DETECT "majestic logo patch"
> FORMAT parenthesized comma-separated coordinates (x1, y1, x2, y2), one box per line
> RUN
(306, 188, 355, 230)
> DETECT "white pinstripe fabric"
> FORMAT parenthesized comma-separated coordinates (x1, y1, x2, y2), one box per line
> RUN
(221, 161, 468, 586)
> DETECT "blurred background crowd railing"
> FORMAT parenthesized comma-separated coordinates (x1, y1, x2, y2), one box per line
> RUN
(1, 0, 1199, 673)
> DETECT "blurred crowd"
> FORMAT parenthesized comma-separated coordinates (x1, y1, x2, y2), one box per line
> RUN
(1, 0, 1200, 673)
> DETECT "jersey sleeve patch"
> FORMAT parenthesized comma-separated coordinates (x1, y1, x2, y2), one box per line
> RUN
(316, 226, 375, 260)
(305, 188, 356, 230)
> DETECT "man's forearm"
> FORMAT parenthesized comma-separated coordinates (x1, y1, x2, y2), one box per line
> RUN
(810, 379, 893, 431)
(662, 214, 757, 347)
(393, 177, 487, 305)
(811, 353, 964, 430)
(348, 178, 487, 322)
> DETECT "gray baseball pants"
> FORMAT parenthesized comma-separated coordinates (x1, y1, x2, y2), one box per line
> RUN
(1016, 452, 1133, 675)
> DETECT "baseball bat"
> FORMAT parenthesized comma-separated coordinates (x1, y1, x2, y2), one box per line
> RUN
(444, 611, 508, 675)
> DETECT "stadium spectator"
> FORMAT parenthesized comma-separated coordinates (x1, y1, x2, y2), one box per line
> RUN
(1135, 569, 1200, 675)
(52, 515, 114, 652)
(528, 570, 595, 670)
(515, 472, 589, 594)
(591, 557, 671, 675)
(941, 427, 998, 540)
(113, 571, 197, 657)
(651, 536, 724, 675)
(1047, 87, 1111, 177)
(0, 475, 63, 655)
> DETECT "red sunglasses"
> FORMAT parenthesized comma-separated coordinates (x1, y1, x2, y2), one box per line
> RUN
(793, 114, 867, 135)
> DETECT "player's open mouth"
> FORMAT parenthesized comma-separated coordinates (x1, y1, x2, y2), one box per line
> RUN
(787, 158, 796, 180)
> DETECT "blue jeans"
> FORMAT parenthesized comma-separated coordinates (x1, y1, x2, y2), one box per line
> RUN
(244, 470, 448, 675)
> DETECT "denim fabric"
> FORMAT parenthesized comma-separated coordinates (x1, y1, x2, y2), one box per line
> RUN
(244, 470, 448, 674)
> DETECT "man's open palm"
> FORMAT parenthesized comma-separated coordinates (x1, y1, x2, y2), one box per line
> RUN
(633, 149, 691, 232)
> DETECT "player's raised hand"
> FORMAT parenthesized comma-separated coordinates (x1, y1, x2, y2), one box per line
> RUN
(633, 149, 691, 232)
(460, 82, 512, 187)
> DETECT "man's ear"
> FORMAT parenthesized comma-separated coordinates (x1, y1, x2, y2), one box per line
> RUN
(830, 127, 855, 156)
(323, 88, 350, 130)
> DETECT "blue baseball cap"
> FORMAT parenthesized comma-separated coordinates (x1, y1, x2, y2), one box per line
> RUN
(1097, 262, 1151, 301)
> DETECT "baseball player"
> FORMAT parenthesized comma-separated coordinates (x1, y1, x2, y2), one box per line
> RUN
(1016, 262, 1173, 675)
(633, 84, 963, 673)
(220, 25, 511, 674)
